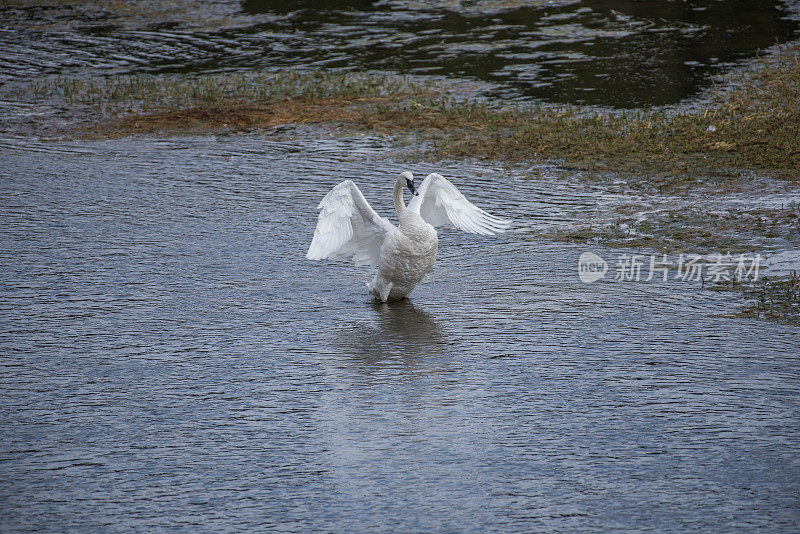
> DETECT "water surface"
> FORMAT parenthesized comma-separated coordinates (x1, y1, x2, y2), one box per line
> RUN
(1, 133, 798, 531)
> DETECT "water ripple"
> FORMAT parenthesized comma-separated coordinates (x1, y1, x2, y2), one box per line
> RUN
(1, 1, 798, 106)
(2, 132, 798, 531)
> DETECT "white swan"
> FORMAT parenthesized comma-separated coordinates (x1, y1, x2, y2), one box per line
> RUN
(306, 171, 510, 301)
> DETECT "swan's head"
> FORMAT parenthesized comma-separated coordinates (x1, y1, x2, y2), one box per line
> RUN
(399, 171, 418, 196)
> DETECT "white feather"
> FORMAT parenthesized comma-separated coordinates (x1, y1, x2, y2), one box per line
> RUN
(407, 173, 511, 235)
(306, 180, 393, 266)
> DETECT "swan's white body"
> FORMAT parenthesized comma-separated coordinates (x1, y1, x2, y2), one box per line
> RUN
(306, 172, 510, 301)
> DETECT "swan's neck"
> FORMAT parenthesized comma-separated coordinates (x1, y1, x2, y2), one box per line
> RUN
(393, 176, 408, 217)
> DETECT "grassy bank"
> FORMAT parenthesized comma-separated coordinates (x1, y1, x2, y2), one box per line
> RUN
(26, 70, 435, 135)
(21, 43, 800, 178)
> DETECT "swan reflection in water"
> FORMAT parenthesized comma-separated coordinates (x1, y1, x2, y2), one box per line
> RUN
(336, 299, 446, 366)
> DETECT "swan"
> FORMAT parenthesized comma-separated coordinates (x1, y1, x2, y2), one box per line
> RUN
(306, 171, 510, 302)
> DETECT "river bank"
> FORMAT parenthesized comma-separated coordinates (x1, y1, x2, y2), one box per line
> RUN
(7, 43, 798, 180)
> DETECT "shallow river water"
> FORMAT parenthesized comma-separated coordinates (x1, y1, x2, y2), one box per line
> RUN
(1, 132, 798, 532)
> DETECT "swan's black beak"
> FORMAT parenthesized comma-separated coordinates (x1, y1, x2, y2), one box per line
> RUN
(405, 177, 418, 196)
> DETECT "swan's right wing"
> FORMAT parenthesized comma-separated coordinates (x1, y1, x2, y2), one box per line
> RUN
(306, 180, 394, 266)
(407, 173, 511, 235)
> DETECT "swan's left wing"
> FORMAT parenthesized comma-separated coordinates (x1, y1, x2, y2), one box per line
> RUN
(407, 173, 511, 235)
(306, 180, 394, 266)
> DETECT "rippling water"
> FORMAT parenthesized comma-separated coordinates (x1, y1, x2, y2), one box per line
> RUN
(1, 132, 798, 531)
(1, 0, 799, 106)
(1, 1, 799, 529)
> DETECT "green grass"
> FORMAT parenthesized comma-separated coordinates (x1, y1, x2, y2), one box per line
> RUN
(30, 70, 433, 109)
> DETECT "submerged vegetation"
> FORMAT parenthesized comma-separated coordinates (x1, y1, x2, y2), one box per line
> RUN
(532, 204, 800, 253)
(741, 272, 800, 325)
(714, 271, 800, 325)
(24, 71, 435, 135)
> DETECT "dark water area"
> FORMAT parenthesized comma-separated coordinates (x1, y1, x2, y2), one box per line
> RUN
(1, 133, 799, 531)
(240, 0, 800, 106)
(1, 0, 799, 107)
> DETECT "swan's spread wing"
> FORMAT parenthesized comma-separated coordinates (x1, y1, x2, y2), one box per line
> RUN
(306, 180, 394, 266)
(407, 173, 511, 235)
